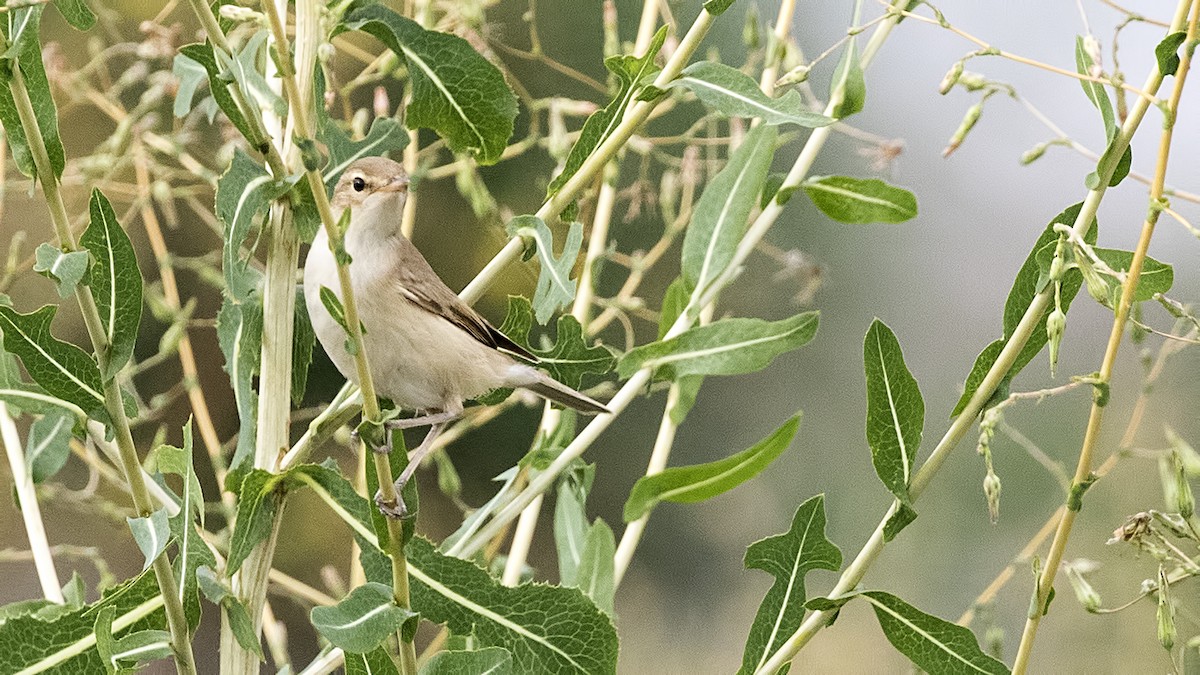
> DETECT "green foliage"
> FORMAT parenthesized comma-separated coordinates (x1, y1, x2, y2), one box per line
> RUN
(311, 582, 419, 654)
(420, 647, 513, 675)
(1156, 32, 1187, 76)
(738, 495, 842, 675)
(953, 202, 1097, 417)
(624, 414, 801, 521)
(863, 320, 924, 514)
(496, 295, 615, 389)
(156, 422, 213, 630)
(1092, 248, 1174, 303)
(682, 125, 777, 297)
(347, 647, 402, 675)
(1075, 37, 1131, 188)
(215, 150, 288, 302)
(195, 567, 262, 658)
(668, 61, 834, 127)
(174, 43, 254, 141)
(24, 409, 73, 484)
(126, 507, 171, 572)
(861, 591, 1009, 674)
(575, 520, 616, 616)
(291, 288, 316, 405)
(225, 469, 282, 573)
(618, 312, 819, 379)
(33, 244, 89, 299)
(343, 2, 517, 164)
(505, 217, 585, 324)
(801, 176, 918, 224)
(0, 305, 108, 421)
(51, 0, 96, 31)
(215, 298, 262, 476)
(94, 606, 172, 673)
(0, 6, 66, 179)
(546, 26, 668, 217)
(830, 39, 866, 118)
(80, 190, 143, 380)
(554, 464, 595, 587)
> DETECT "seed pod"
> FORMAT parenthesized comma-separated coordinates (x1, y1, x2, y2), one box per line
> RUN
(1064, 562, 1102, 613)
(943, 102, 983, 157)
(983, 470, 1002, 524)
(1046, 307, 1067, 376)
(939, 61, 964, 95)
(1158, 567, 1176, 650)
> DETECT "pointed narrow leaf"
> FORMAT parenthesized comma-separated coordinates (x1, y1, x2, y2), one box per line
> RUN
(668, 62, 834, 127)
(953, 203, 1096, 417)
(554, 468, 593, 587)
(126, 507, 171, 572)
(25, 408, 73, 483)
(292, 289, 316, 405)
(682, 125, 777, 295)
(1076, 37, 1131, 188)
(738, 495, 842, 675)
(215, 150, 288, 302)
(0, 7, 66, 179)
(311, 582, 418, 654)
(576, 519, 616, 616)
(0, 305, 107, 419)
(81, 190, 143, 379)
(883, 502, 918, 543)
(625, 414, 800, 521)
(618, 312, 818, 379)
(225, 469, 281, 573)
(343, 2, 516, 164)
(830, 40, 865, 118)
(802, 176, 917, 224)
(505, 217, 584, 324)
(497, 295, 615, 388)
(420, 647, 513, 675)
(546, 26, 668, 211)
(864, 320, 924, 506)
(703, 0, 736, 14)
(347, 646, 403, 675)
(862, 591, 1009, 674)
(33, 243, 89, 299)
(175, 43, 254, 140)
(216, 297, 262, 475)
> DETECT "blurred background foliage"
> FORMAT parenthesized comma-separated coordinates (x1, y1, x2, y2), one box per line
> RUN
(0, 0, 1198, 672)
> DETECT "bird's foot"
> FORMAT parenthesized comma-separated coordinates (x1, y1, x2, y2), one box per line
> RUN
(374, 489, 408, 519)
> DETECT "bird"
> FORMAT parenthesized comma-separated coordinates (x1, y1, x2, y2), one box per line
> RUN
(303, 156, 609, 516)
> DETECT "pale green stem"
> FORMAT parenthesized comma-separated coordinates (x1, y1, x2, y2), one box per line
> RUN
(0, 402, 64, 602)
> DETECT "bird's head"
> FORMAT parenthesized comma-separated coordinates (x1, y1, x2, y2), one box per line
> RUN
(331, 157, 410, 237)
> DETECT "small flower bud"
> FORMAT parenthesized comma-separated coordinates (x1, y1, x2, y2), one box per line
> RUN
(958, 71, 988, 91)
(1173, 450, 1195, 519)
(943, 102, 983, 157)
(373, 86, 390, 118)
(743, 7, 761, 49)
(317, 42, 336, 65)
(1158, 567, 1176, 651)
(1046, 307, 1066, 377)
(1065, 561, 1102, 612)
(1020, 142, 1049, 165)
(1074, 254, 1112, 307)
(984, 471, 1002, 524)
(1167, 427, 1200, 477)
(218, 4, 262, 22)
(351, 108, 370, 139)
(939, 61, 964, 95)
(775, 64, 811, 88)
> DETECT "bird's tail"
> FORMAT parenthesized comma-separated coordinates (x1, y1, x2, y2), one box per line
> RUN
(521, 373, 610, 415)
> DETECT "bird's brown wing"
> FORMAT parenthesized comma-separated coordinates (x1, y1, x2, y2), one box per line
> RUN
(392, 236, 538, 362)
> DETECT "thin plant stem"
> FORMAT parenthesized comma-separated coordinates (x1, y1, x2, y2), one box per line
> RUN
(1012, 3, 1200, 670)
(0, 402, 64, 602)
(754, 2, 1195, 671)
(0, 25, 198, 675)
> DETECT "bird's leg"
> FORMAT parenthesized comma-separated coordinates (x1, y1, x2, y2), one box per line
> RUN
(375, 407, 462, 518)
(385, 409, 461, 430)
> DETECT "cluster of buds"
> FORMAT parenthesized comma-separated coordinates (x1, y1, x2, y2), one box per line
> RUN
(218, 4, 265, 24)
(978, 406, 1003, 523)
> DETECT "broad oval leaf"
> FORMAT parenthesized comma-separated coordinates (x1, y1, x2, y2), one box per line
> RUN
(738, 495, 842, 675)
(1093, 248, 1173, 302)
(681, 124, 777, 296)
(0, 305, 107, 420)
(343, 2, 516, 164)
(862, 591, 1009, 674)
(0, 6, 66, 179)
(617, 312, 819, 380)
(1156, 32, 1187, 77)
(668, 62, 834, 127)
(802, 176, 917, 224)
(420, 647, 513, 675)
(81, 190, 143, 379)
(624, 414, 800, 521)
(505, 217, 584, 324)
(311, 582, 418, 654)
(864, 319, 924, 506)
(952, 202, 1096, 417)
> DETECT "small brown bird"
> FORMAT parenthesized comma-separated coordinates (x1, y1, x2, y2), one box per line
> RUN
(304, 156, 608, 515)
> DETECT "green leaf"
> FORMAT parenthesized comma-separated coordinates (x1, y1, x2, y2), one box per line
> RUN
(1156, 32, 1187, 77)
(171, 51, 207, 119)
(681, 125, 777, 296)
(830, 39, 866, 118)
(505, 217, 584, 324)
(617, 312, 819, 380)
(126, 507, 171, 572)
(347, 646, 402, 675)
(703, 0, 737, 14)
(25, 408, 73, 483)
(215, 150, 288, 302)
(420, 647, 513, 675)
(883, 502, 918, 543)
(625, 414, 800, 521)
(864, 320, 924, 506)
(175, 43, 254, 140)
(317, 70, 410, 191)
(157, 420, 212, 629)
(862, 591, 1009, 674)
(1092, 248, 1174, 302)
(668, 62, 834, 127)
(80, 190, 143, 380)
(343, 2, 516, 164)
(408, 537, 619, 673)
(51, 0, 95, 31)
(1076, 36, 1131, 188)
(554, 466, 593, 587)
(225, 469, 281, 573)
(214, 29, 286, 120)
(738, 495, 842, 675)
(94, 605, 171, 673)
(0, 305, 107, 420)
(496, 295, 615, 389)
(546, 26, 668, 214)
(292, 288, 316, 406)
(195, 566, 263, 657)
(0, 6, 66, 179)
(575, 519, 616, 616)
(802, 176, 917, 224)
(33, 243, 89, 299)
(0, 570, 164, 674)
(311, 582, 418, 654)
(952, 202, 1096, 417)
(216, 297, 262, 476)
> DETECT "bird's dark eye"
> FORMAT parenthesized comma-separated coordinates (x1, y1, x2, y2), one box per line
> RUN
(352, 176, 366, 192)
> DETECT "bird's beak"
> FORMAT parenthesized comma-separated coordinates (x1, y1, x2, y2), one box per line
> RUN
(379, 174, 410, 193)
